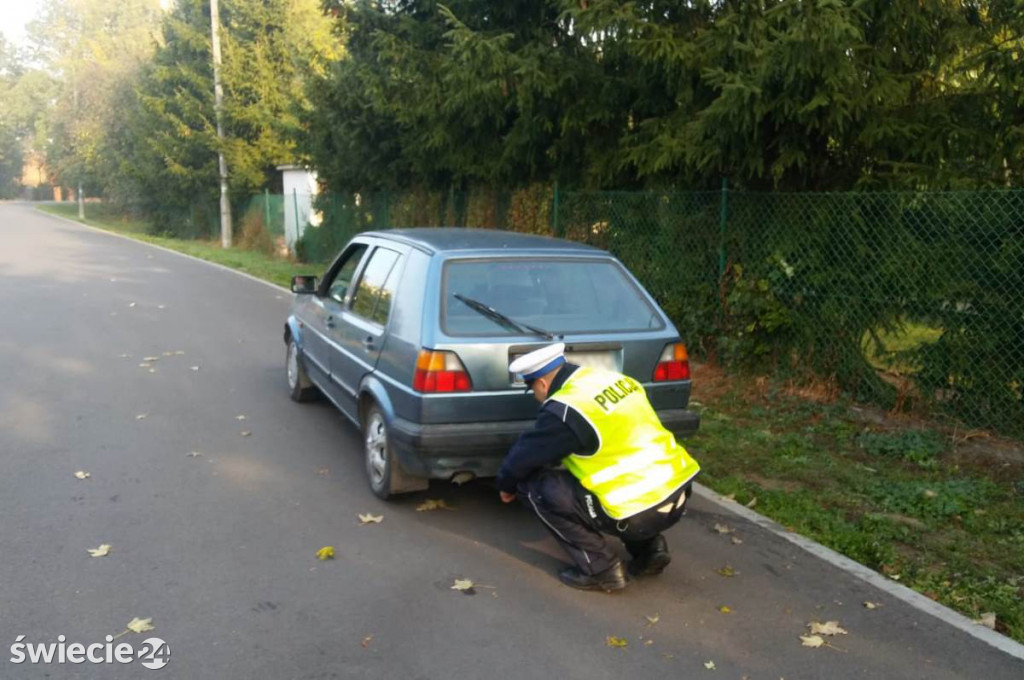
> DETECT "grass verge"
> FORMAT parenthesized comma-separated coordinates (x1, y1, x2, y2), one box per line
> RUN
(36, 203, 316, 288)
(687, 363, 1024, 644)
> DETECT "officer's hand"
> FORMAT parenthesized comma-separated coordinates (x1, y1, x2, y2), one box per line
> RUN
(499, 491, 517, 504)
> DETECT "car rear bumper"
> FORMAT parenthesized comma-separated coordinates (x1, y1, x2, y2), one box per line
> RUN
(389, 408, 701, 480)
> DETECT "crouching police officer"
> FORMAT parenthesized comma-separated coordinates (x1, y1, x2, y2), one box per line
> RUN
(497, 343, 700, 592)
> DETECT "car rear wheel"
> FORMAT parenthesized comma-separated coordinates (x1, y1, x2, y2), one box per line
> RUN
(286, 338, 319, 402)
(363, 404, 427, 500)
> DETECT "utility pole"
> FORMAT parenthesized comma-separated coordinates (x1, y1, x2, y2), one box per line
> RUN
(209, 0, 232, 248)
(73, 84, 84, 220)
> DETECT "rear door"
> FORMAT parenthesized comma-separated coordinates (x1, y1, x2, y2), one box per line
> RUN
(327, 245, 404, 417)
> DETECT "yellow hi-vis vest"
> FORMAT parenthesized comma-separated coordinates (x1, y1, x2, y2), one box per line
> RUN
(547, 367, 701, 520)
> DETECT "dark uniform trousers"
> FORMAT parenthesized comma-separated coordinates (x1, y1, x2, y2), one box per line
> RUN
(517, 468, 691, 575)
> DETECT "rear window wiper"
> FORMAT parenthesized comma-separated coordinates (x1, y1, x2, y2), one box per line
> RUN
(452, 294, 555, 339)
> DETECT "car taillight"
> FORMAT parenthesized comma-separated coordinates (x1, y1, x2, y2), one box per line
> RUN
(413, 350, 472, 393)
(653, 343, 690, 381)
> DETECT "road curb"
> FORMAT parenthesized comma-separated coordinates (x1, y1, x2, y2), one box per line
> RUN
(38, 205, 1024, 662)
(693, 482, 1024, 661)
(36, 206, 290, 294)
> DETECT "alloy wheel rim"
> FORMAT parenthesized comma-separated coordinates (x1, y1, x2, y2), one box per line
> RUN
(287, 342, 298, 390)
(366, 413, 387, 485)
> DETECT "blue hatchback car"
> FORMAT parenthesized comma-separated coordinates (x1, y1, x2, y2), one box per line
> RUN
(284, 229, 699, 499)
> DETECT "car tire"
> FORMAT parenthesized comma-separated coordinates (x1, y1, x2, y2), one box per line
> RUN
(363, 404, 427, 500)
(286, 338, 319, 403)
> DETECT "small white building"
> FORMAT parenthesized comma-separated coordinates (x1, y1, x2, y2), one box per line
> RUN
(277, 165, 320, 250)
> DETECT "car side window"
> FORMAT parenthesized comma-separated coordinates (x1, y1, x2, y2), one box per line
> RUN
(351, 247, 401, 326)
(324, 244, 369, 304)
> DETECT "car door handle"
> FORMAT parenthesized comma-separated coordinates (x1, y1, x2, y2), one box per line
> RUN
(362, 336, 375, 349)
(325, 316, 336, 329)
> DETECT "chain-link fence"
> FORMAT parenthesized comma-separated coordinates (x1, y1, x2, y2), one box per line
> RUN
(93, 185, 1023, 436)
(288, 186, 1024, 436)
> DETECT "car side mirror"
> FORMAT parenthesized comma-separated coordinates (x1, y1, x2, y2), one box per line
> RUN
(291, 275, 318, 295)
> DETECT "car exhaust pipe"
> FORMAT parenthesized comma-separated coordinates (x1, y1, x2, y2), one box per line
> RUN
(451, 471, 476, 486)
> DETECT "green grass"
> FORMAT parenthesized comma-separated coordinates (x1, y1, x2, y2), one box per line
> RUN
(36, 203, 319, 288)
(688, 373, 1024, 643)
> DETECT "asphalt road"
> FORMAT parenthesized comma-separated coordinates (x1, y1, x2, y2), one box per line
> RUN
(1, 203, 1021, 680)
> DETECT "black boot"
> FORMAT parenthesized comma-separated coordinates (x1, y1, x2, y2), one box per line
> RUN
(558, 561, 629, 592)
(627, 535, 671, 577)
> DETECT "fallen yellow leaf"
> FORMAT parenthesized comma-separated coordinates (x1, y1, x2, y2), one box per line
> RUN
(605, 636, 628, 648)
(718, 605, 732, 614)
(126, 617, 153, 634)
(746, 496, 758, 508)
(643, 639, 654, 646)
(361, 635, 373, 648)
(135, 413, 148, 420)
(451, 578, 474, 591)
(240, 431, 252, 437)
(800, 634, 825, 648)
(645, 614, 660, 625)
(88, 544, 111, 557)
(975, 612, 996, 630)
(863, 601, 880, 610)
(316, 546, 335, 560)
(416, 499, 454, 512)
(236, 415, 246, 421)
(713, 523, 734, 534)
(808, 620, 848, 636)
(731, 536, 744, 545)
(73, 471, 90, 480)
(358, 513, 383, 524)
(715, 565, 737, 577)
(704, 660, 716, 670)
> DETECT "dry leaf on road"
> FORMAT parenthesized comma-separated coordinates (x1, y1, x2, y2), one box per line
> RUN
(186, 451, 202, 458)
(731, 536, 744, 545)
(605, 636, 628, 648)
(128, 302, 136, 308)
(240, 431, 252, 437)
(236, 415, 246, 421)
(645, 614, 659, 625)
(863, 601, 881, 610)
(704, 660, 716, 670)
(361, 635, 373, 649)
(800, 634, 825, 648)
(809, 621, 848, 636)
(713, 523, 734, 534)
(975, 612, 996, 630)
(451, 578, 474, 591)
(73, 471, 90, 480)
(358, 513, 383, 524)
(416, 499, 454, 512)
(112, 617, 155, 640)
(135, 413, 148, 420)
(88, 544, 111, 557)
(715, 565, 737, 577)
(718, 605, 732, 614)
(142, 356, 160, 362)
(316, 546, 335, 561)
(190, 366, 200, 371)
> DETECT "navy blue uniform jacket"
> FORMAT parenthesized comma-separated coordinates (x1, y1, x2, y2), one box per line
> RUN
(495, 364, 600, 494)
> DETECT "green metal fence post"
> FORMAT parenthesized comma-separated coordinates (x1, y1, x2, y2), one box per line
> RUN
(263, 188, 271, 229)
(717, 178, 729, 324)
(552, 182, 561, 236)
(292, 188, 300, 240)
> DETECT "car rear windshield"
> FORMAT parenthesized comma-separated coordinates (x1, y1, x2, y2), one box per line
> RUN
(442, 258, 663, 336)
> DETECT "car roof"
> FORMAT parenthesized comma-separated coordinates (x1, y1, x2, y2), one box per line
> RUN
(361, 228, 607, 256)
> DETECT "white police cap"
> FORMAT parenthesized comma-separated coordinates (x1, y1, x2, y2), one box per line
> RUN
(509, 342, 566, 382)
